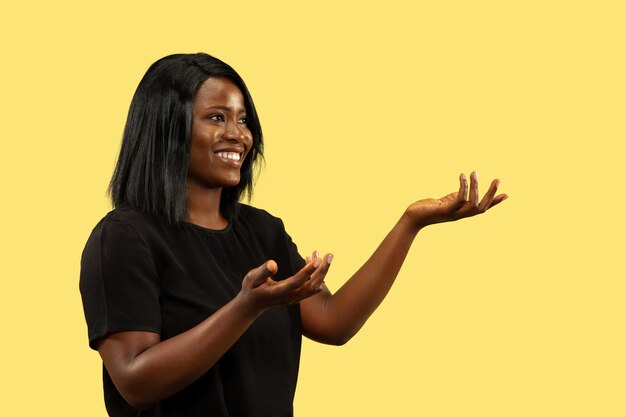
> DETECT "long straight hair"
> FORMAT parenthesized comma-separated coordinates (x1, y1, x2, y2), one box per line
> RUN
(108, 53, 264, 223)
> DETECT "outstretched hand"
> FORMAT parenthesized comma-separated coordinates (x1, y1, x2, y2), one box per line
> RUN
(240, 256, 331, 314)
(404, 171, 508, 230)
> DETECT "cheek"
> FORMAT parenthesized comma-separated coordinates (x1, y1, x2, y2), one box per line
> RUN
(244, 132, 254, 149)
(189, 140, 214, 170)
(190, 132, 216, 155)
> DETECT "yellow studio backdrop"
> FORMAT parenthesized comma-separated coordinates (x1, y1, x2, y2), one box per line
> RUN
(1, 1, 624, 415)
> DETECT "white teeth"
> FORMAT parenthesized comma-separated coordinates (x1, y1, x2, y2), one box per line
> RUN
(216, 152, 241, 161)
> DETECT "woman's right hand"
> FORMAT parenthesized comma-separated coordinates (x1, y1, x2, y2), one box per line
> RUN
(239, 258, 330, 314)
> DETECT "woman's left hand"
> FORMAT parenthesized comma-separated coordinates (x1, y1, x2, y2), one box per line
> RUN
(404, 171, 508, 230)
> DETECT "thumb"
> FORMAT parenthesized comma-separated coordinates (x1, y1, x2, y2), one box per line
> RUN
(244, 260, 278, 288)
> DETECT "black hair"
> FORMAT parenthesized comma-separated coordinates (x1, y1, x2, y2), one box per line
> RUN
(108, 53, 264, 223)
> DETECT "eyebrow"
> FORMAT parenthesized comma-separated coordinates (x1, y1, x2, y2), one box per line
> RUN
(203, 105, 246, 113)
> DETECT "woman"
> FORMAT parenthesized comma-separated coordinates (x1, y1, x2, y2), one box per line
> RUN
(80, 52, 507, 416)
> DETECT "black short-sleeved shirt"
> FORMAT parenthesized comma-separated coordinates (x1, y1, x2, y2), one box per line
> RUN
(79, 204, 306, 416)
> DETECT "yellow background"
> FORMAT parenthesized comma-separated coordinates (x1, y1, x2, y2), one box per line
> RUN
(1, 1, 624, 415)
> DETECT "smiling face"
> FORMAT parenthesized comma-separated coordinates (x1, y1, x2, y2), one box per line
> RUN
(187, 77, 253, 190)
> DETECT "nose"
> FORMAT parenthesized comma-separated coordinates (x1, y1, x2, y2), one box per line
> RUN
(223, 119, 247, 142)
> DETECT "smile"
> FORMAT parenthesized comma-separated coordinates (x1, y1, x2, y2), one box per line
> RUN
(215, 151, 244, 167)
(215, 152, 242, 161)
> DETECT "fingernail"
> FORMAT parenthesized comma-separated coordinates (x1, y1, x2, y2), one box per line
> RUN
(314, 250, 320, 259)
(495, 180, 500, 188)
(313, 259, 321, 268)
(327, 253, 334, 264)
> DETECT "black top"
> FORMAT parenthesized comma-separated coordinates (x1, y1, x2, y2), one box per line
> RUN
(79, 204, 305, 416)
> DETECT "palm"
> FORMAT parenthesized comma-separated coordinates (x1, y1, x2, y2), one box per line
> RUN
(406, 194, 459, 225)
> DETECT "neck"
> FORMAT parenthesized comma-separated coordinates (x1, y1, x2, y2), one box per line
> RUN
(186, 181, 228, 230)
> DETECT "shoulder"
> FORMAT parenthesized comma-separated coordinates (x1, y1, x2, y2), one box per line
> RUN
(235, 203, 289, 237)
(84, 205, 169, 252)
(105, 205, 160, 229)
(236, 203, 285, 226)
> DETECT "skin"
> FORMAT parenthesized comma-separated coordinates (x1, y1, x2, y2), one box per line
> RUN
(186, 77, 254, 229)
(96, 77, 508, 409)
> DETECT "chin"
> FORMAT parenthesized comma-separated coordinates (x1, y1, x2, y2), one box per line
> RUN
(222, 176, 241, 188)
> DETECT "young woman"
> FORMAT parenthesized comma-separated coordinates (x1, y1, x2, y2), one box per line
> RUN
(80, 52, 507, 416)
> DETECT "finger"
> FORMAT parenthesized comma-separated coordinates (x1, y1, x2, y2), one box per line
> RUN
(244, 260, 278, 288)
(290, 256, 332, 302)
(306, 253, 333, 290)
(291, 285, 325, 303)
(305, 250, 319, 266)
(457, 173, 468, 205)
(468, 171, 479, 209)
(281, 259, 321, 290)
(488, 193, 508, 208)
(310, 251, 321, 280)
(478, 179, 500, 212)
(282, 253, 333, 303)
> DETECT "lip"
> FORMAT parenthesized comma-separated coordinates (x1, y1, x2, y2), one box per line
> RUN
(214, 146, 245, 154)
(214, 148, 245, 168)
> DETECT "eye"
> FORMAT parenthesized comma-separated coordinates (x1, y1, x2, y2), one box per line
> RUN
(208, 114, 225, 122)
(239, 116, 248, 125)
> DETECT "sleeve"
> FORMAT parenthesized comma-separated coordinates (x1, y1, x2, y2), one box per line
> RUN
(278, 218, 306, 274)
(79, 216, 161, 350)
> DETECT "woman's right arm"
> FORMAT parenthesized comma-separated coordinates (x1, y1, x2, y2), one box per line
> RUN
(97, 259, 327, 409)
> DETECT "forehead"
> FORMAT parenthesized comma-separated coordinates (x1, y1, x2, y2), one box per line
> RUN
(194, 77, 245, 109)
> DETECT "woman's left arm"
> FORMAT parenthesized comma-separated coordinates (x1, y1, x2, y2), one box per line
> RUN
(300, 171, 508, 345)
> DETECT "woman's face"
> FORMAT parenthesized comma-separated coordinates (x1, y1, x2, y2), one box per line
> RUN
(187, 77, 253, 190)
